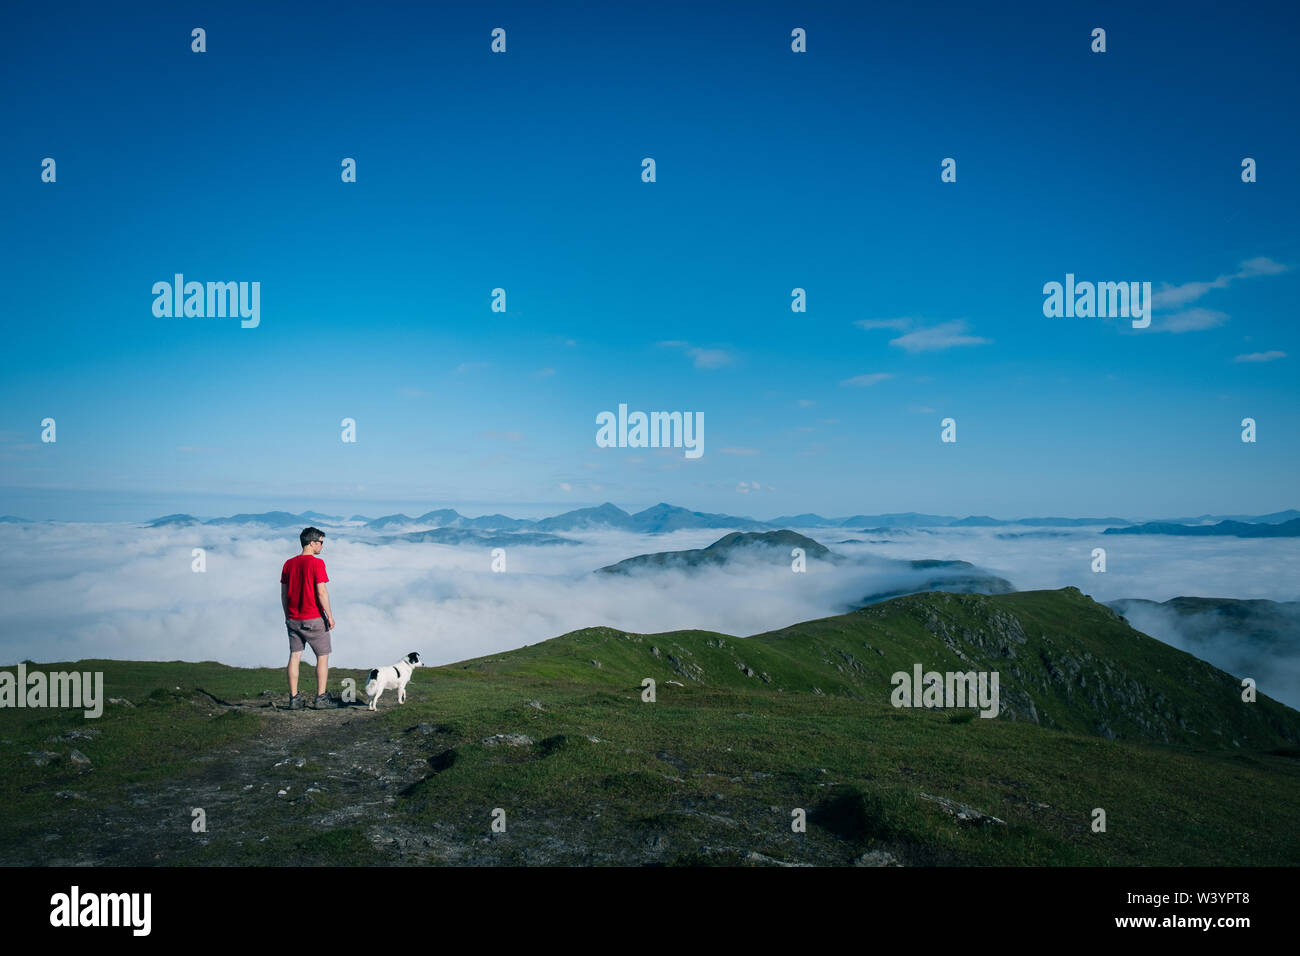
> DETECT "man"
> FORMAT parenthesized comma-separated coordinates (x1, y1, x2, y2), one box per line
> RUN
(281, 526, 339, 709)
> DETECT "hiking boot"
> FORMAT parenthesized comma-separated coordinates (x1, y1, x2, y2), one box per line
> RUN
(288, 693, 305, 710)
(311, 692, 340, 710)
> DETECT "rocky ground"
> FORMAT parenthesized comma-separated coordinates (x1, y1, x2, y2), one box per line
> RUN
(16, 692, 912, 866)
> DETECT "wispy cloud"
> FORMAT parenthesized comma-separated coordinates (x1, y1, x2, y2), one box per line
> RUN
(1153, 256, 1290, 310)
(839, 373, 893, 387)
(454, 362, 490, 374)
(1234, 350, 1287, 363)
(890, 320, 991, 353)
(1152, 308, 1229, 334)
(657, 341, 736, 369)
(399, 387, 429, 398)
(688, 348, 734, 369)
(856, 316, 990, 353)
(855, 318, 913, 331)
(721, 447, 759, 456)
(478, 430, 523, 442)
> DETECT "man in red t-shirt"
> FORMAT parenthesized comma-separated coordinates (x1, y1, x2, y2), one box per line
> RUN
(281, 527, 338, 709)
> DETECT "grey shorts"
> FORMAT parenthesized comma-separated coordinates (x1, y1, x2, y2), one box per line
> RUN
(286, 617, 332, 656)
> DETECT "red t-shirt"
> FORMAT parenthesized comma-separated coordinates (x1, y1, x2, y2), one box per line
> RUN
(281, 554, 329, 620)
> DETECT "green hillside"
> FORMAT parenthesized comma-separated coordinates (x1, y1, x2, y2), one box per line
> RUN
(2, 587, 1297, 866)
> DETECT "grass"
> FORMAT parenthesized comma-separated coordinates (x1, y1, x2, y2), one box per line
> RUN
(3, 588, 1298, 865)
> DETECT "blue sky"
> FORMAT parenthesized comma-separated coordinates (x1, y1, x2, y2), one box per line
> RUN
(2, 0, 1297, 521)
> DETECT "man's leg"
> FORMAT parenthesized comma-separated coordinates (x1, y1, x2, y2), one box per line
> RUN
(288, 650, 303, 696)
(315, 653, 329, 697)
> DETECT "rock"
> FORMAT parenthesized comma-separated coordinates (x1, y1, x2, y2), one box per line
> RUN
(481, 733, 534, 748)
(667, 654, 706, 683)
(29, 750, 60, 766)
(655, 751, 688, 772)
(589, 660, 602, 668)
(666, 679, 684, 687)
(54, 790, 86, 800)
(853, 849, 901, 867)
(68, 749, 92, 770)
(918, 792, 1005, 826)
(742, 849, 812, 868)
(108, 697, 134, 707)
(47, 728, 100, 743)
(526, 700, 544, 710)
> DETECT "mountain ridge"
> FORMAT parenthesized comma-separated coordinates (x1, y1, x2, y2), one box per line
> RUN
(121, 505, 1300, 533)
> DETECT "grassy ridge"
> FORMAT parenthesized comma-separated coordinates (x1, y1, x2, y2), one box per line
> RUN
(462, 587, 1299, 748)
(2, 588, 1297, 865)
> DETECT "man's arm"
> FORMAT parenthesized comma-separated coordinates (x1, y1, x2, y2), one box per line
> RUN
(281, 581, 290, 618)
(316, 582, 335, 629)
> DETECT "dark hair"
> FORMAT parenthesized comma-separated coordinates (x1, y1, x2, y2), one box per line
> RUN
(300, 527, 326, 548)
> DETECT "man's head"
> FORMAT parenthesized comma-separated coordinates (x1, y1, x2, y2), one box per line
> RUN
(300, 527, 326, 554)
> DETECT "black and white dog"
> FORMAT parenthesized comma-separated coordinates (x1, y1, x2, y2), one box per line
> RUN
(364, 652, 423, 710)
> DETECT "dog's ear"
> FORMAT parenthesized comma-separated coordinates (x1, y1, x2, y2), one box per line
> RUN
(408, 652, 421, 664)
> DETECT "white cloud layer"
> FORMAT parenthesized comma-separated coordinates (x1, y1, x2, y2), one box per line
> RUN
(0, 523, 1295, 704)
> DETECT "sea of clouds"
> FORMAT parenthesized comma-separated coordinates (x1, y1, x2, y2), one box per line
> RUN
(0, 520, 1296, 705)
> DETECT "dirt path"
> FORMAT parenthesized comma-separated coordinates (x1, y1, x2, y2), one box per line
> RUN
(28, 695, 455, 866)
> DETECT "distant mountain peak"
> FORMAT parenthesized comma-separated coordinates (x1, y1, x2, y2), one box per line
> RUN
(598, 530, 835, 574)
